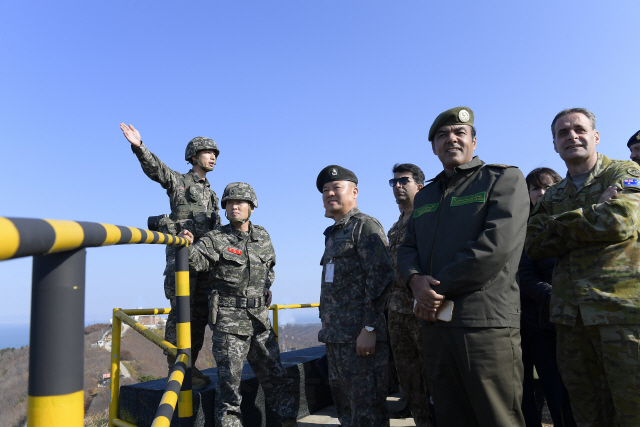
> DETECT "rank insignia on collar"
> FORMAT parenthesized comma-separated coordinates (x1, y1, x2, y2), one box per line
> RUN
(228, 247, 242, 255)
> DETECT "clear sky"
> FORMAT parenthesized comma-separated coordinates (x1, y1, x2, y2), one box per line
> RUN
(1, 1, 639, 326)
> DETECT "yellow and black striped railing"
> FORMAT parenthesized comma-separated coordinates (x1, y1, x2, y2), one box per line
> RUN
(0, 217, 192, 427)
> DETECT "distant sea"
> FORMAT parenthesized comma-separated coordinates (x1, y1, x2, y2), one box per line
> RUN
(0, 323, 30, 349)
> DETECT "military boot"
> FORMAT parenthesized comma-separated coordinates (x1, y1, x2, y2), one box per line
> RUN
(281, 418, 298, 427)
(191, 353, 211, 384)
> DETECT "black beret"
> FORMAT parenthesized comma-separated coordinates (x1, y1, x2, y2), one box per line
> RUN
(316, 165, 358, 192)
(428, 106, 474, 142)
(627, 130, 640, 148)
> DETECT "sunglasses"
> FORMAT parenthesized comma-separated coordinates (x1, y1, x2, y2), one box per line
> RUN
(388, 177, 414, 187)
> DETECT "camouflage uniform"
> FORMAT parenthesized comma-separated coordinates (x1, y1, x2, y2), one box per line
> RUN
(319, 207, 393, 427)
(387, 214, 431, 427)
(526, 153, 640, 427)
(131, 141, 221, 366)
(188, 221, 297, 427)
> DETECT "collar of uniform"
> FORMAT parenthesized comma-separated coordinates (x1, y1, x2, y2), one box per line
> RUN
(391, 211, 407, 232)
(334, 207, 360, 229)
(452, 156, 484, 174)
(187, 169, 210, 186)
(231, 222, 254, 240)
(559, 152, 611, 190)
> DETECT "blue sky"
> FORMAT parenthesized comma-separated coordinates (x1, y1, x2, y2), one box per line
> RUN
(1, 1, 639, 326)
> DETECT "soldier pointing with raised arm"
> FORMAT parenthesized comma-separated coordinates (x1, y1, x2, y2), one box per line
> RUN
(120, 123, 221, 389)
(179, 182, 298, 427)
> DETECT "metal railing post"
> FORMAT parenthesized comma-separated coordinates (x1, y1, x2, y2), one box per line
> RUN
(28, 249, 86, 427)
(175, 245, 193, 427)
(273, 304, 279, 341)
(109, 309, 122, 427)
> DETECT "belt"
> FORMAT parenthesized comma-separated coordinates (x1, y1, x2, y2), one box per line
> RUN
(218, 296, 263, 308)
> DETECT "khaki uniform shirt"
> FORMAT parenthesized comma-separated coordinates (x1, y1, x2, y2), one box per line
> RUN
(526, 153, 640, 326)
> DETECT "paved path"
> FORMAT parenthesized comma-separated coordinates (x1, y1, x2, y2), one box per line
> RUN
(298, 394, 416, 426)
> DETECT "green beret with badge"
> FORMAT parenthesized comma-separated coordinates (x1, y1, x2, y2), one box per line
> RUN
(428, 106, 475, 142)
(627, 130, 640, 148)
(316, 165, 358, 192)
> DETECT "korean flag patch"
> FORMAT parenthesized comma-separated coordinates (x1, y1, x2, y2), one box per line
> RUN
(623, 179, 640, 188)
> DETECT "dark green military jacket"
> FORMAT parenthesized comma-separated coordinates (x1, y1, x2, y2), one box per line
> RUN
(319, 207, 393, 343)
(526, 153, 640, 326)
(188, 223, 274, 336)
(398, 156, 529, 328)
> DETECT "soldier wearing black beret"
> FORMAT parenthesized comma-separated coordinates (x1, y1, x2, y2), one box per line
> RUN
(316, 165, 394, 427)
(628, 130, 640, 165)
(399, 106, 529, 427)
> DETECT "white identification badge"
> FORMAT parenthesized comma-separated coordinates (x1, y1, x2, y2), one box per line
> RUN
(325, 260, 334, 283)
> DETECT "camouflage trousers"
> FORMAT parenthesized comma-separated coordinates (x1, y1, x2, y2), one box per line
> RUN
(164, 269, 210, 367)
(388, 310, 432, 427)
(325, 341, 390, 427)
(556, 317, 640, 427)
(211, 324, 297, 427)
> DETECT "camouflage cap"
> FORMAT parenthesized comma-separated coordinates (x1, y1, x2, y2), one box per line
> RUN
(627, 130, 640, 148)
(316, 165, 358, 192)
(185, 137, 219, 161)
(221, 182, 258, 208)
(428, 106, 474, 142)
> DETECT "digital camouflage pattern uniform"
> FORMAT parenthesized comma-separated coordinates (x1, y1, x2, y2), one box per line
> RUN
(320, 207, 394, 427)
(527, 153, 640, 427)
(131, 139, 221, 368)
(387, 213, 432, 427)
(188, 214, 296, 427)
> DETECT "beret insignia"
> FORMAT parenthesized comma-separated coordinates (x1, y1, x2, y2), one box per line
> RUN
(458, 109, 470, 123)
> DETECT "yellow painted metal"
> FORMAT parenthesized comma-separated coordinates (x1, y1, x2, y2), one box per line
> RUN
(112, 419, 139, 427)
(169, 369, 185, 385)
(272, 304, 279, 341)
(101, 223, 122, 246)
(115, 310, 177, 356)
(127, 227, 142, 243)
(176, 323, 191, 349)
(178, 390, 194, 417)
(0, 217, 20, 260)
(150, 416, 171, 427)
(109, 311, 122, 427)
(268, 303, 319, 341)
(176, 271, 189, 296)
(27, 390, 84, 427)
(159, 390, 178, 407)
(122, 308, 171, 316)
(43, 219, 84, 254)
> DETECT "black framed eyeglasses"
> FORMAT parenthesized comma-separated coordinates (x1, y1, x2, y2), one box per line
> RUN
(389, 177, 413, 187)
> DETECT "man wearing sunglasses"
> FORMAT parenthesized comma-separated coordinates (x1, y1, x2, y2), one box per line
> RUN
(386, 164, 433, 426)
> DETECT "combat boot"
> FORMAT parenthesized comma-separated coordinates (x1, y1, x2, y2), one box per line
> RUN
(167, 354, 206, 390)
(281, 418, 298, 427)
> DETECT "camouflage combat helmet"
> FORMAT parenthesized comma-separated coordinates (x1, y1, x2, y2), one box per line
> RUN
(185, 137, 220, 162)
(221, 182, 258, 209)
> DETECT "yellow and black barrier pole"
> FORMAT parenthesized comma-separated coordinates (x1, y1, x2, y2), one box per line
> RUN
(28, 249, 86, 427)
(151, 353, 189, 427)
(175, 244, 193, 426)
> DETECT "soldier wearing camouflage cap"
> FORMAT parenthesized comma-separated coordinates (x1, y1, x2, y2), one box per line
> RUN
(317, 165, 394, 427)
(527, 108, 640, 426)
(399, 106, 529, 427)
(627, 129, 640, 165)
(179, 183, 298, 427)
(120, 123, 221, 389)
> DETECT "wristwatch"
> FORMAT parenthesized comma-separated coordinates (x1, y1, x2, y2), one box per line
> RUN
(364, 326, 375, 333)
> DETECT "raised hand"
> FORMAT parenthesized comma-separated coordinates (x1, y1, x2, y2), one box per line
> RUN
(120, 123, 142, 147)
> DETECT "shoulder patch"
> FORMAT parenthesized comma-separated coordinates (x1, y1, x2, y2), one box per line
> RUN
(486, 164, 516, 169)
(628, 168, 640, 178)
(623, 179, 640, 188)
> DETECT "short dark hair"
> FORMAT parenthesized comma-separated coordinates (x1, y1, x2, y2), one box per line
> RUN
(525, 167, 562, 191)
(551, 108, 596, 137)
(392, 163, 425, 185)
